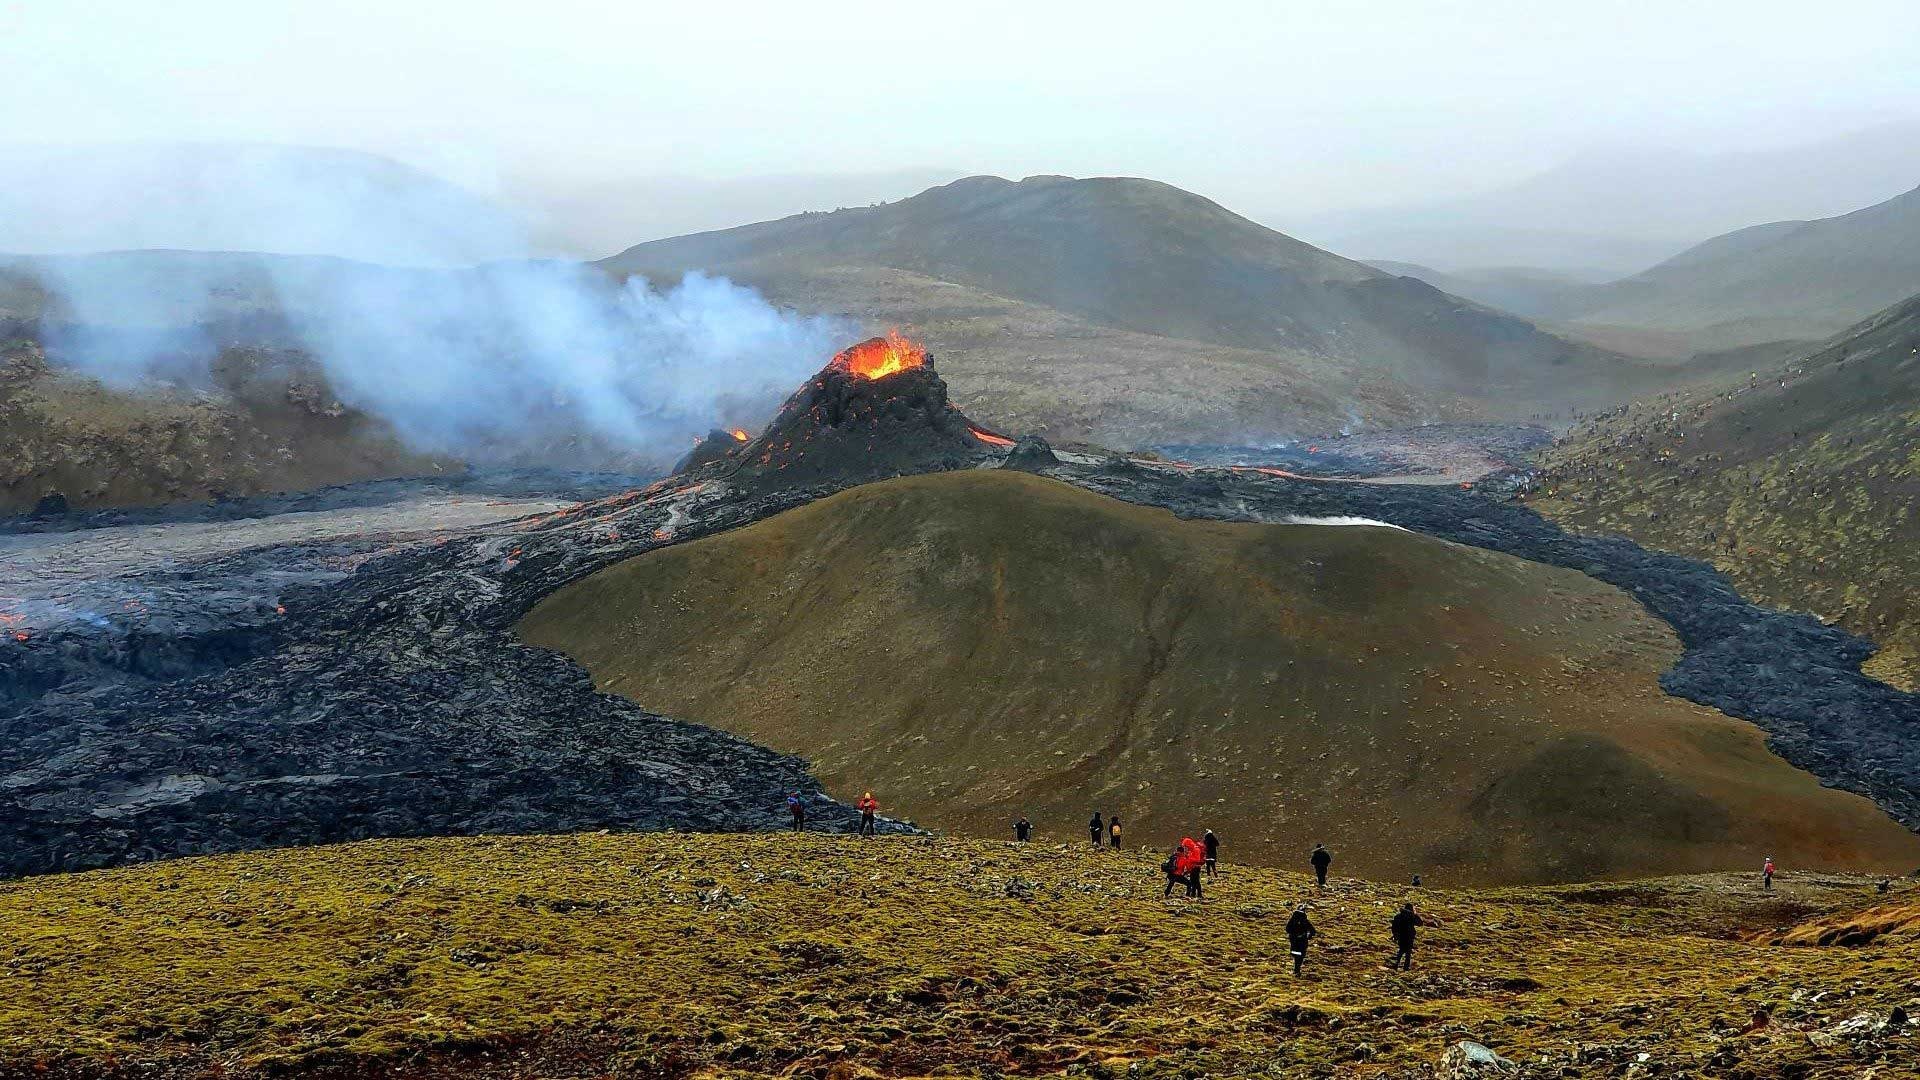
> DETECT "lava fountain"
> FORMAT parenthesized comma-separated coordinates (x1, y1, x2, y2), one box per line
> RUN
(833, 330, 928, 381)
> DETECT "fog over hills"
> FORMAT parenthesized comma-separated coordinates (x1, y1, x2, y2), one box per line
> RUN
(1558, 184, 1920, 348)
(1298, 123, 1920, 277)
(0, 143, 531, 265)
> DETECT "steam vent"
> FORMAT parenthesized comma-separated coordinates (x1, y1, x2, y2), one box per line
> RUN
(682, 332, 1016, 491)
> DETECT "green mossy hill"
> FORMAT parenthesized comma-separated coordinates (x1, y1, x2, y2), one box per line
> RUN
(3, 834, 1915, 1079)
(1532, 292, 1920, 691)
(520, 470, 1920, 884)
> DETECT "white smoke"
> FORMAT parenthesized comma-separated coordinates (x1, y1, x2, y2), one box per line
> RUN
(10, 146, 853, 469)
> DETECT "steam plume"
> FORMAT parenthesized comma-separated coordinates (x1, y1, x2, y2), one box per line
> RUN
(12, 145, 852, 470)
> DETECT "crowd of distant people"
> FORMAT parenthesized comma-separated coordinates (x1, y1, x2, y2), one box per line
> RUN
(785, 791, 1814, 976)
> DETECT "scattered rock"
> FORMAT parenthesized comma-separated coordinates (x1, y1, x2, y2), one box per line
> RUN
(1438, 1040, 1518, 1077)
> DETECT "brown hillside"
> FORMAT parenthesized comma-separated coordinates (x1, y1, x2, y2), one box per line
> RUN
(602, 175, 1668, 439)
(0, 341, 439, 513)
(1533, 292, 1920, 690)
(519, 471, 1920, 884)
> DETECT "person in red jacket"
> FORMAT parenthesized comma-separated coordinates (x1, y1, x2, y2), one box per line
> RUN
(857, 791, 879, 837)
(1174, 836, 1207, 899)
(1762, 856, 1776, 890)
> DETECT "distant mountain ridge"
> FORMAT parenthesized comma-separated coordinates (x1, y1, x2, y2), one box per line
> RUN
(1559, 184, 1920, 347)
(1298, 122, 1920, 276)
(605, 174, 1655, 434)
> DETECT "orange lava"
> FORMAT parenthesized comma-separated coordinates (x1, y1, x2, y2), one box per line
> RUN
(730, 428, 750, 442)
(834, 330, 927, 381)
(969, 426, 1015, 448)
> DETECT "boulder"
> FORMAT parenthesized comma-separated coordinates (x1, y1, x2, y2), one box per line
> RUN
(1001, 435, 1060, 472)
(1439, 1041, 1518, 1078)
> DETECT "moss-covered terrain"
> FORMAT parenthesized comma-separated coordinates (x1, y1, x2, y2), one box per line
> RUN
(0, 341, 438, 513)
(1, 834, 1914, 1079)
(520, 470, 1920, 885)
(1531, 293, 1920, 691)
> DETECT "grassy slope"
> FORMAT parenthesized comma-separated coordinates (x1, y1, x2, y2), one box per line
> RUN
(519, 471, 1920, 884)
(1, 834, 1915, 1079)
(1531, 294, 1920, 691)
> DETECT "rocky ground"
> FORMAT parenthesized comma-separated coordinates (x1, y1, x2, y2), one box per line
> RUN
(1, 833, 1915, 1079)
(3, 358, 1916, 878)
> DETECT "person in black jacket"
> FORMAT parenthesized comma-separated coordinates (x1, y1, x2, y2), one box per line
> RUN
(1089, 813, 1105, 847)
(1286, 904, 1316, 975)
(1390, 902, 1424, 970)
(1014, 817, 1032, 842)
(1203, 829, 1220, 877)
(1162, 848, 1183, 898)
(1310, 843, 1332, 888)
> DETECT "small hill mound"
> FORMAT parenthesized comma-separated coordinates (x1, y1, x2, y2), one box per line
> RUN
(1534, 292, 1920, 691)
(520, 470, 1920, 884)
(602, 175, 1648, 431)
(1565, 185, 1920, 347)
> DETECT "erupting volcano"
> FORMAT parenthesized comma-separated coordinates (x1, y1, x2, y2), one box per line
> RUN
(834, 331, 928, 381)
(676, 332, 1016, 492)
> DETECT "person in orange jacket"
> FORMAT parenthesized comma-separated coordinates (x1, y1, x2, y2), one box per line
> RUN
(857, 791, 879, 836)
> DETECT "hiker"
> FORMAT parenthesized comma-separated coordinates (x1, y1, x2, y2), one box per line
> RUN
(1310, 843, 1332, 888)
(1389, 902, 1424, 970)
(1762, 856, 1776, 890)
(1162, 847, 1184, 898)
(1109, 816, 1123, 849)
(1014, 817, 1032, 842)
(786, 792, 805, 831)
(1089, 812, 1105, 847)
(857, 791, 879, 836)
(1286, 904, 1316, 976)
(1175, 836, 1206, 899)
(1203, 829, 1220, 877)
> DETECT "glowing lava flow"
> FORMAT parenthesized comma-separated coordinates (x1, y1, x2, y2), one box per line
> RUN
(834, 330, 927, 381)
(969, 426, 1015, 447)
(730, 428, 750, 442)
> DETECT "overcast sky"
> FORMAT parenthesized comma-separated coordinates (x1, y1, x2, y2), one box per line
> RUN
(6, 0, 1918, 226)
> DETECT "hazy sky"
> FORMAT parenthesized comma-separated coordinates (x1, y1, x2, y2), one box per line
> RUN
(6, 0, 1918, 218)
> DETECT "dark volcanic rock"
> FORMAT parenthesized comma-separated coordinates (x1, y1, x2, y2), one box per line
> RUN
(672, 428, 749, 474)
(2, 350, 1914, 877)
(0, 356, 996, 877)
(685, 340, 1006, 494)
(1001, 435, 1061, 472)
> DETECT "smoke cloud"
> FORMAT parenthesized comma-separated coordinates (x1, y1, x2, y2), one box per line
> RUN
(12, 148, 853, 471)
